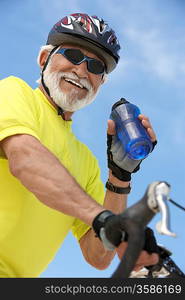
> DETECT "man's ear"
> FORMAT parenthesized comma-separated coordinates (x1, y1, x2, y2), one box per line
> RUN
(101, 74, 108, 84)
(39, 50, 50, 69)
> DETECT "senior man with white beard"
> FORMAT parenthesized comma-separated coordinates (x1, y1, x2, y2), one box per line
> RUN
(0, 13, 158, 278)
(39, 44, 103, 115)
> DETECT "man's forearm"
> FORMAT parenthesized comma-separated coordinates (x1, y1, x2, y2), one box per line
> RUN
(79, 173, 130, 269)
(104, 170, 129, 212)
(3, 134, 105, 225)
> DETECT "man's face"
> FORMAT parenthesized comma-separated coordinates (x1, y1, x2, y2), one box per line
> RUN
(42, 44, 105, 112)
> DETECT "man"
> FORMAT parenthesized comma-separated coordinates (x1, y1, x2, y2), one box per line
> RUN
(0, 13, 158, 277)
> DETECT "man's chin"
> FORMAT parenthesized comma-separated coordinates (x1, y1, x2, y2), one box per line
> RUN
(50, 86, 95, 112)
(59, 84, 88, 100)
(55, 99, 93, 112)
(52, 98, 81, 112)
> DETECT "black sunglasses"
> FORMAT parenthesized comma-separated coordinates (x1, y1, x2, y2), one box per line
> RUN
(56, 48, 106, 75)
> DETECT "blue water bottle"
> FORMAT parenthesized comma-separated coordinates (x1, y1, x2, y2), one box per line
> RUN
(110, 98, 153, 160)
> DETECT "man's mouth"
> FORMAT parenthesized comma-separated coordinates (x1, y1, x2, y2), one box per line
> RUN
(64, 78, 87, 90)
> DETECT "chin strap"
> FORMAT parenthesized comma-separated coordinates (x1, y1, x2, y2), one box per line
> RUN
(57, 107, 65, 119)
(41, 46, 58, 98)
(41, 46, 65, 119)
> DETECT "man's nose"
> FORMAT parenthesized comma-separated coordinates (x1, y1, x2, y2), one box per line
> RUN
(72, 61, 89, 78)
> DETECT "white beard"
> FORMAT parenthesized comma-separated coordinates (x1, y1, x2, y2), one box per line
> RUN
(43, 64, 100, 112)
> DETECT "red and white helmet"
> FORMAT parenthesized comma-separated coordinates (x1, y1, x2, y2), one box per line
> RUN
(46, 13, 121, 73)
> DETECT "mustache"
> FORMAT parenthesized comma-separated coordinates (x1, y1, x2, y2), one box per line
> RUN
(59, 72, 92, 91)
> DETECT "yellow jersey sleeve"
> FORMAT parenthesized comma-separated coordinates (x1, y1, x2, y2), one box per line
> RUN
(0, 76, 40, 157)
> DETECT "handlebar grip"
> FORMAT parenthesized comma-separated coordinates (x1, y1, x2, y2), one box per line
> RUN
(111, 185, 156, 278)
(112, 226, 145, 278)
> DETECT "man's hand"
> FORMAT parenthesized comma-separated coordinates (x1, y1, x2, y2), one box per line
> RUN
(116, 229, 159, 271)
(117, 243, 158, 271)
(107, 114, 157, 141)
(92, 211, 159, 271)
(107, 114, 157, 181)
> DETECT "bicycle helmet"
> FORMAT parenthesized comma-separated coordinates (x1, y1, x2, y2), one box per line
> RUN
(46, 13, 121, 73)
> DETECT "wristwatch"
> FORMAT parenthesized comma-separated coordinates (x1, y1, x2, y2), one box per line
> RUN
(106, 180, 131, 194)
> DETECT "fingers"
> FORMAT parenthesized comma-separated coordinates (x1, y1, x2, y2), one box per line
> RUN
(107, 119, 116, 135)
(117, 243, 159, 271)
(107, 115, 157, 142)
(138, 114, 157, 142)
(133, 251, 159, 271)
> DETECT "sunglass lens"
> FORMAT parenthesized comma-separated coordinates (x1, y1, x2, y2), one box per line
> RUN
(88, 59, 105, 74)
(61, 48, 105, 74)
(64, 49, 84, 64)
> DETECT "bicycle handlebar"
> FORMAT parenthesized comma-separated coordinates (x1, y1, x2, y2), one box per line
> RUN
(111, 181, 176, 278)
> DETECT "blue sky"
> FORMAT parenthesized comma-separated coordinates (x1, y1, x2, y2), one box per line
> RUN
(0, 0, 185, 277)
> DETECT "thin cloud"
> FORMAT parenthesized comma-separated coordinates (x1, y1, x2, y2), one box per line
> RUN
(101, 1, 185, 85)
(124, 27, 185, 83)
(39, 0, 84, 22)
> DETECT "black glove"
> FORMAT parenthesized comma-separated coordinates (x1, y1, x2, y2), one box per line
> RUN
(92, 210, 158, 253)
(92, 210, 123, 250)
(107, 134, 141, 181)
(107, 134, 157, 182)
(107, 100, 157, 181)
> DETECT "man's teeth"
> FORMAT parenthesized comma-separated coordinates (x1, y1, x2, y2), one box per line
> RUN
(65, 78, 84, 89)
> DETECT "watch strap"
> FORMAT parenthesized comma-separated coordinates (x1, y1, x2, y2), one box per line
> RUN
(106, 180, 131, 194)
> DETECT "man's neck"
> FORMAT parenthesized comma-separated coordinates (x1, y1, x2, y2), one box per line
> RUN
(38, 85, 73, 121)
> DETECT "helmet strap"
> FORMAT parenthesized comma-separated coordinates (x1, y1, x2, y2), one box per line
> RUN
(41, 46, 65, 118)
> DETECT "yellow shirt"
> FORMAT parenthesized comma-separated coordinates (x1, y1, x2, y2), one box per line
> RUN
(0, 76, 105, 277)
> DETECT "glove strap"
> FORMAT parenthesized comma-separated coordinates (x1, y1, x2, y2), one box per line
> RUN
(106, 180, 131, 194)
(92, 210, 114, 238)
(108, 158, 132, 181)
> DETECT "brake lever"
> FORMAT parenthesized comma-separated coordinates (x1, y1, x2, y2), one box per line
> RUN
(147, 181, 176, 237)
